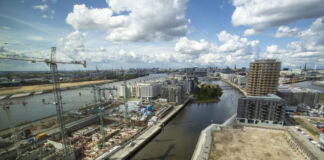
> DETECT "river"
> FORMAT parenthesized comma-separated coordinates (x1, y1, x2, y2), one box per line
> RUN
(0, 74, 166, 130)
(131, 80, 242, 160)
(294, 81, 324, 93)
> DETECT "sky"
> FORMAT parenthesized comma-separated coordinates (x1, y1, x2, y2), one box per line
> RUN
(0, 0, 324, 71)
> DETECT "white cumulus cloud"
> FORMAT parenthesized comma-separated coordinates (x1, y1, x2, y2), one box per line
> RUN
(263, 17, 324, 67)
(173, 31, 260, 66)
(57, 31, 87, 61)
(275, 26, 299, 38)
(231, 0, 324, 36)
(174, 37, 209, 56)
(217, 30, 259, 56)
(66, 0, 190, 42)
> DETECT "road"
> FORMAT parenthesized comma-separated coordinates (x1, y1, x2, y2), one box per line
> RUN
(289, 126, 324, 159)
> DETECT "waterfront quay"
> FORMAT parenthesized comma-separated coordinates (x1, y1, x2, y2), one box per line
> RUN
(110, 97, 192, 160)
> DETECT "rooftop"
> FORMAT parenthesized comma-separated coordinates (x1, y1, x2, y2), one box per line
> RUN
(209, 127, 305, 160)
(252, 59, 281, 63)
(278, 85, 321, 93)
(245, 94, 283, 100)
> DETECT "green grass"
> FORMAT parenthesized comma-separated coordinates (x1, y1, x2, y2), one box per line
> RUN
(293, 118, 319, 136)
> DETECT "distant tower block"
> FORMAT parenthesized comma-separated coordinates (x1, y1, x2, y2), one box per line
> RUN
(247, 59, 281, 96)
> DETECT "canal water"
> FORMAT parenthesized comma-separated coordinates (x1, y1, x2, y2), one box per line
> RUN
(0, 74, 166, 130)
(131, 80, 243, 160)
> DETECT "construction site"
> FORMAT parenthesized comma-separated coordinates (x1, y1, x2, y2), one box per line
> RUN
(0, 47, 197, 160)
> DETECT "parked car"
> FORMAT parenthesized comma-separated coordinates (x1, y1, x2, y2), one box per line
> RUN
(311, 141, 318, 145)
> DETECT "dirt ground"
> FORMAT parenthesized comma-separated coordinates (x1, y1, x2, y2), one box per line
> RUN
(0, 79, 115, 96)
(209, 127, 305, 160)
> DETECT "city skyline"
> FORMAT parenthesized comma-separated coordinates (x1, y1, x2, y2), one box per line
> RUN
(1, 0, 324, 71)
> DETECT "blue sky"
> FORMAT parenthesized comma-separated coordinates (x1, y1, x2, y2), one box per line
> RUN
(0, 0, 324, 71)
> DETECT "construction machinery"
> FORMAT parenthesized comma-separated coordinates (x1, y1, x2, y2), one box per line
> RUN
(0, 47, 86, 159)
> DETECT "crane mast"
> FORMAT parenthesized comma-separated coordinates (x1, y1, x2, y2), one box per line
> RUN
(92, 86, 117, 148)
(123, 71, 130, 128)
(50, 47, 69, 154)
(0, 47, 86, 159)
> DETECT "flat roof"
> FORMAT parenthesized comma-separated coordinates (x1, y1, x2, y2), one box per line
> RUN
(278, 85, 321, 93)
(252, 59, 281, 63)
(209, 127, 304, 160)
(245, 94, 283, 100)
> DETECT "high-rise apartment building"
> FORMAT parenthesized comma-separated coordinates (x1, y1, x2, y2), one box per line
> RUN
(247, 59, 281, 96)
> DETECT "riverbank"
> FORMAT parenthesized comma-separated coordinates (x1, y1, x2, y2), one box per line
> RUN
(109, 97, 192, 160)
(193, 98, 220, 103)
(191, 113, 237, 160)
(312, 81, 324, 87)
(0, 99, 115, 134)
(220, 78, 247, 96)
(0, 79, 116, 96)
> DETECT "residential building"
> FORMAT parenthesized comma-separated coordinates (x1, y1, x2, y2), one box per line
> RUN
(236, 94, 286, 125)
(118, 85, 131, 98)
(161, 85, 184, 104)
(139, 82, 161, 99)
(247, 59, 281, 96)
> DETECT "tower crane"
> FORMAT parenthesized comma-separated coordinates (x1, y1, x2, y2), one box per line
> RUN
(0, 47, 86, 159)
(123, 70, 130, 128)
(91, 85, 117, 148)
(2, 101, 22, 159)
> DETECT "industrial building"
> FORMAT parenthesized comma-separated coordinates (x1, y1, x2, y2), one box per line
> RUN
(247, 59, 281, 96)
(236, 94, 286, 125)
(277, 86, 320, 107)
